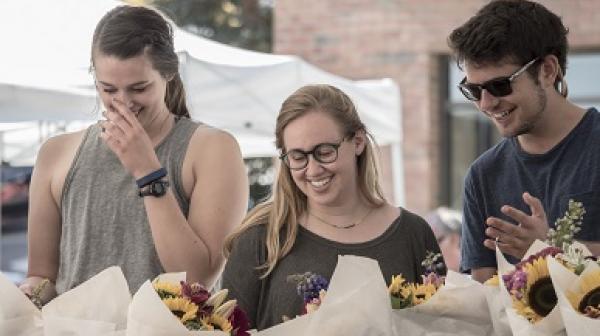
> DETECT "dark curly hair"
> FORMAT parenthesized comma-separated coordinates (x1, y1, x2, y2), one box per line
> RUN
(448, 0, 569, 91)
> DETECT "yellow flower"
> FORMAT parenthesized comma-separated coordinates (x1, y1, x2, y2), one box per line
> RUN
(163, 297, 198, 324)
(513, 257, 557, 323)
(410, 283, 437, 305)
(484, 274, 499, 286)
(201, 314, 233, 332)
(389, 275, 407, 296)
(566, 269, 600, 315)
(513, 299, 541, 323)
(153, 280, 181, 298)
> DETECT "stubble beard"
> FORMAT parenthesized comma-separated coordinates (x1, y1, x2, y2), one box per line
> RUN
(503, 85, 547, 138)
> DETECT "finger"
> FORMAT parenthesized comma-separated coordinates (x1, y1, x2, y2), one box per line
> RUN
(99, 128, 122, 151)
(18, 284, 34, 296)
(483, 238, 497, 251)
(523, 192, 546, 220)
(486, 216, 520, 235)
(500, 205, 531, 226)
(111, 98, 139, 126)
(105, 108, 132, 134)
(498, 242, 527, 259)
(100, 119, 126, 140)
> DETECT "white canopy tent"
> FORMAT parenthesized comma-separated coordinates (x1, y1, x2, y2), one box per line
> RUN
(0, 0, 403, 204)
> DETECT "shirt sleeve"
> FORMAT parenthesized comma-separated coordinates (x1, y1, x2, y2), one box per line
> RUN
(460, 168, 496, 273)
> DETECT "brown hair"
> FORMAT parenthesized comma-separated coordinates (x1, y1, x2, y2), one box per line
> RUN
(448, 0, 569, 95)
(91, 5, 190, 117)
(224, 84, 386, 277)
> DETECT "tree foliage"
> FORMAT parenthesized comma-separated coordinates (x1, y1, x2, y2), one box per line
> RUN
(149, 0, 272, 52)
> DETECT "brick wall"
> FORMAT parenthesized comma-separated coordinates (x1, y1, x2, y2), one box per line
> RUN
(274, 0, 600, 214)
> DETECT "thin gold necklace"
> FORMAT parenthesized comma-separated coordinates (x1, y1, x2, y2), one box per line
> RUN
(309, 207, 374, 230)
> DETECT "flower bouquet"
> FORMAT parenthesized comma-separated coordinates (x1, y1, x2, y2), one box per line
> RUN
(0, 271, 42, 336)
(1, 266, 130, 336)
(257, 255, 394, 336)
(390, 252, 493, 336)
(43, 266, 130, 336)
(126, 272, 249, 336)
(482, 273, 512, 336)
(547, 254, 600, 336)
(496, 199, 587, 336)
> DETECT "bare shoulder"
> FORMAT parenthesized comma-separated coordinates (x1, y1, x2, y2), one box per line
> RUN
(35, 129, 87, 199)
(188, 125, 242, 162)
(37, 130, 86, 166)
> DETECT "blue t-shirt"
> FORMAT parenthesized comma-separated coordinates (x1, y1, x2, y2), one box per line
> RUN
(461, 108, 600, 272)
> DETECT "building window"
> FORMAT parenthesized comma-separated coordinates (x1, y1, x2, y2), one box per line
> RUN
(442, 52, 600, 210)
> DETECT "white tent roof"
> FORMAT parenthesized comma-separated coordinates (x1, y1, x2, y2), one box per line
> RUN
(0, 0, 401, 158)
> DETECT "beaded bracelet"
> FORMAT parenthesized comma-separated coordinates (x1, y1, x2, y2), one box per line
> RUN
(136, 168, 167, 188)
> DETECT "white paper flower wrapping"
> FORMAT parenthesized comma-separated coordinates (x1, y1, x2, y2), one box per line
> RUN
(547, 257, 600, 336)
(0, 271, 43, 336)
(41, 266, 131, 336)
(392, 271, 494, 336)
(126, 272, 227, 336)
(482, 282, 511, 336)
(496, 239, 565, 336)
(255, 255, 394, 336)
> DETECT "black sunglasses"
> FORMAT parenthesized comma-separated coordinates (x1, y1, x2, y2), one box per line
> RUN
(458, 58, 538, 101)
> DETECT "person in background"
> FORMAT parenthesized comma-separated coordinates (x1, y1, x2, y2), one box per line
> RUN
(425, 207, 462, 272)
(221, 84, 442, 330)
(448, 0, 600, 283)
(19, 5, 248, 303)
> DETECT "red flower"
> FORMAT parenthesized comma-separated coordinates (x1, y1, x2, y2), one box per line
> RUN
(230, 306, 250, 336)
(180, 281, 210, 306)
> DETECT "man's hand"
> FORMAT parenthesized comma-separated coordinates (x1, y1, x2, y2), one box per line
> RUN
(483, 192, 549, 259)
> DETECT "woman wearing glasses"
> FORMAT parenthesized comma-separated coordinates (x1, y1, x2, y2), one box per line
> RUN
(221, 84, 441, 330)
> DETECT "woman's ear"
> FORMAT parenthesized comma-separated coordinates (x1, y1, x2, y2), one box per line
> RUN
(353, 129, 366, 156)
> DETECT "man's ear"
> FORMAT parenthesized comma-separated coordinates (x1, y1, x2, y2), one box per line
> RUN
(539, 54, 561, 89)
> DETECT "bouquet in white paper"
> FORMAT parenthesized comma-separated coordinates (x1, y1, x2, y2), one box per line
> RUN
(548, 256, 600, 336)
(256, 255, 394, 336)
(496, 199, 587, 336)
(41, 266, 131, 336)
(126, 272, 250, 336)
(0, 271, 42, 336)
(482, 273, 512, 336)
(389, 252, 493, 336)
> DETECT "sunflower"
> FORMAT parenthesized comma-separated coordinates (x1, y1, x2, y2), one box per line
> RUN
(153, 280, 182, 299)
(484, 274, 499, 286)
(410, 282, 438, 305)
(513, 257, 557, 322)
(389, 275, 407, 296)
(201, 314, 233, 332)
(566, 269, 600, 318)
(163, 297, 198, 324)
(513, 299, 541, 323)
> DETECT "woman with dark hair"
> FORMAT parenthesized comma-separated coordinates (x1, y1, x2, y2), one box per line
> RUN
(221, 84, 441, 330)
(19, 5, 248, 302)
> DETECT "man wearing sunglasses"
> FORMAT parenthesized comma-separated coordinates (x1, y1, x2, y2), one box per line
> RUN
(448, 0, 600, 283)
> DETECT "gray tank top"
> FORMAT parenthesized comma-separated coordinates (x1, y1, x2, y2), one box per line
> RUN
(56, 117, 199, 294)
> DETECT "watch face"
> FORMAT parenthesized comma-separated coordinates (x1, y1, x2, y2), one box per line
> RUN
(150, 181, 169, 196)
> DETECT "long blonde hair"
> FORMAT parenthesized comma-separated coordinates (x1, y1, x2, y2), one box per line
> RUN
(224, 84, 386, 277)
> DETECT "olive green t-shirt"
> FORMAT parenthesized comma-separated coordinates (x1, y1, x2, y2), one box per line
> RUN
(221, 208, 441, 330)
